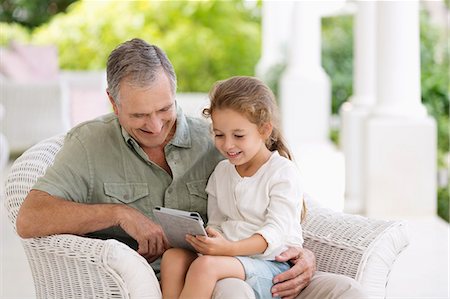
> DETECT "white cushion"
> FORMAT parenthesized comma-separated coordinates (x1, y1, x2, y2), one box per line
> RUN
(105, 240, 162, 299)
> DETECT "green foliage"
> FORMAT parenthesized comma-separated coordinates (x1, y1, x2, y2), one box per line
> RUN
(437, 185, 449, 222)
(420, 12, 450, 164)
(420, 13, 450, 223)
(0, 0, 76, 28)
(28, 0, 260, 92)
(0, 21, 30, 45)
(322, 15, 354, 114)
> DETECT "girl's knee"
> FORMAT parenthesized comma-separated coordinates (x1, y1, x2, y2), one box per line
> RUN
(161, 248, 197, 272)
(163, 248, 194, 261)
(189, 255, 216, 275)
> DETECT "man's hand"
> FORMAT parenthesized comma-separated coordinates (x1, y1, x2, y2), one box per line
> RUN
(115, 205, 170, 262)
(271, 247, 316, 299)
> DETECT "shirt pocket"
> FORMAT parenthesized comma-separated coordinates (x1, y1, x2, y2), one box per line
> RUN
(104, 183, 149, 204)
(186, 179, 208, 212)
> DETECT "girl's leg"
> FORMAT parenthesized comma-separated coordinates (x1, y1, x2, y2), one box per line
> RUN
(179, 255, 245, 299)
(160, 248, 198, 299)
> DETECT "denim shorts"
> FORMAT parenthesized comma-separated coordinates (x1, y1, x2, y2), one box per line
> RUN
(235, 256, 291, 299)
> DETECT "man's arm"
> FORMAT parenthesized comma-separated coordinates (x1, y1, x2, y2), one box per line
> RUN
(271, 247, 316, 299)
(16, 190, 169, 262)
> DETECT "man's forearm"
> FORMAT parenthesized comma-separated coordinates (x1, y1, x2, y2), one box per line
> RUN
(16, 189, 121, 238)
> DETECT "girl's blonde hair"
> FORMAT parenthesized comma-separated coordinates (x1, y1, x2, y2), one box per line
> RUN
(203, 76, 292, 160)
(203, 76, 306, 221)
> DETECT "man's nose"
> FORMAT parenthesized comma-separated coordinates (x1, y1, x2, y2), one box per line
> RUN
(144, 115, 162, 133)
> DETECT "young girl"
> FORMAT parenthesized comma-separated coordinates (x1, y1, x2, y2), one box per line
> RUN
(160, 76, 305, 299)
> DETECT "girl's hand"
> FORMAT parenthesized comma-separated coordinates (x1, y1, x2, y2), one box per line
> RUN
(186, 227, 235, 256)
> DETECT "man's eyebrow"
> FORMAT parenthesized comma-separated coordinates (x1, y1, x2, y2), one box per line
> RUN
(160, 103, 174, 110)
(129, 113, 150, 118)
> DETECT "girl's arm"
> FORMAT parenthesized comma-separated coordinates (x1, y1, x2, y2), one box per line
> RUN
(227, 232, 268, 256)
(186, 227, 268, 256)
(255, 165, 304, 258)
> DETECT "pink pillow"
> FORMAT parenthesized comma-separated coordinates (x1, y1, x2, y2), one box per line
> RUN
(0, 41, 59, 82)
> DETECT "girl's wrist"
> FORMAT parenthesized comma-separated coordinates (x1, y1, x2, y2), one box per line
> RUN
(229, 241, 239, 256)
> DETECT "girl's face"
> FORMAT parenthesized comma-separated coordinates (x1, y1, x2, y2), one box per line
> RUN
(211, 108, 272, 175)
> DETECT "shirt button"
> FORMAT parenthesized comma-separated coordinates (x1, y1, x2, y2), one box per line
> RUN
(167, 188, 173, 194)
(123, 194, 129, 200)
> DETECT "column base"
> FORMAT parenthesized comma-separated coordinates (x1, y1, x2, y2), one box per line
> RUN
(279, 68, 331, 146)
(292, 141, 345, 212)
(364, 115, 437, 219)
(340, 101, 373, 214)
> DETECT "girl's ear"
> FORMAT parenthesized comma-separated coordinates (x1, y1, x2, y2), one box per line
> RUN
(260, 122, 273, 139)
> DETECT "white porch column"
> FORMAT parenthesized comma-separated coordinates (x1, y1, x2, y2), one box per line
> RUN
(255, 1, 293, 79)
(0, 104, 9, 173)
(340, 1, 376, 213)
(365, 1, 437, 218)
(279, 2, 344, 211)
(279, 2, 331, 145)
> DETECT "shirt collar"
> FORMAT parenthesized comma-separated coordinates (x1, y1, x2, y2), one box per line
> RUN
(170, 103, 191, 148)
(120, 102, 192, 149)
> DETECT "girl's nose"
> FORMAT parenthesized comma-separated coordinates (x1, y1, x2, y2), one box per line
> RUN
(223, 138, 234, 150)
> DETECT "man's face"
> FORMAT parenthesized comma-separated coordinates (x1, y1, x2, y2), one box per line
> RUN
(109, 73, 177, 150)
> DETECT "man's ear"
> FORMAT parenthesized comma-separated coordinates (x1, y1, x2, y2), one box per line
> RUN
(260, 122, 273, 139)
(107, 90, 119, 115)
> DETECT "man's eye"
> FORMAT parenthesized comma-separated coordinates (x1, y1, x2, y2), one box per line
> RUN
(235, 135, 244, 138)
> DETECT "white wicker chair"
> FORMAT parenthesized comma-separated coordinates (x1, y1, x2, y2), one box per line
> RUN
(4, 134, 409, 299)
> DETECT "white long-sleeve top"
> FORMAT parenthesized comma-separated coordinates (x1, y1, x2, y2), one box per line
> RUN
(206, 151, 304, 260)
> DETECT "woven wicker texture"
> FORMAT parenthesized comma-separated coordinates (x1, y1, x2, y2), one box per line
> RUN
(4, 135, 161, 298)
(302, 203, 409, 297)
(4, 134, 409, 298)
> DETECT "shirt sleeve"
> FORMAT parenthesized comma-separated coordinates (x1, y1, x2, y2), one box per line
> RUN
(32, 132, 92, 203)
(256, 164, 303, 257)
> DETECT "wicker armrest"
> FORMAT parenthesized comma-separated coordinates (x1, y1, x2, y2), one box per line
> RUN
(302, 204, 409, 298)
(4, 135, 161, 298)
(20, 234, 160, 298)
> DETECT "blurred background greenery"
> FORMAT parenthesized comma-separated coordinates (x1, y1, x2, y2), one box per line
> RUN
(1, 0, 261, 91)
(0, 0, 448, 221)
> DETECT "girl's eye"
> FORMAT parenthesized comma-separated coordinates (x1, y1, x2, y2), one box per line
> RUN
(214, 134, 224, 138)
(234, 135, 244, 138)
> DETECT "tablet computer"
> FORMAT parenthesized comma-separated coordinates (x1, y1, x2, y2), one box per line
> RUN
(153, 206, 207, 251)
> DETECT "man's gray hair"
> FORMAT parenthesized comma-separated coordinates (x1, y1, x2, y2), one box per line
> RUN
(106, 38, 177, 104)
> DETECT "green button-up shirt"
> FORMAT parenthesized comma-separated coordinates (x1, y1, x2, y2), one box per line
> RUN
(33, 105, 224, 250)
